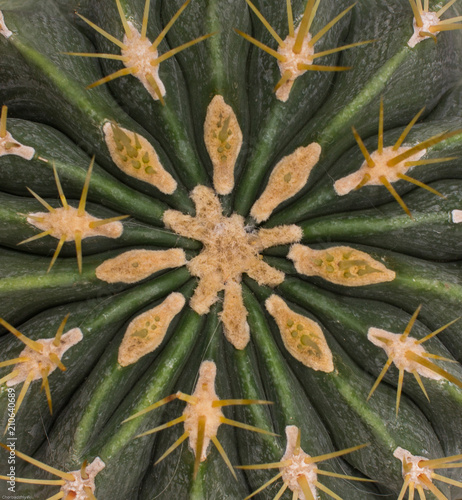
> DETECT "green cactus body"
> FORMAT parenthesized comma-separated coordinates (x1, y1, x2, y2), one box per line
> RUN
(1, 0, 462, 499)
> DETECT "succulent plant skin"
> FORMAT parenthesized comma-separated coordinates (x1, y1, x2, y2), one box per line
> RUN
(1, 0, 462, 499)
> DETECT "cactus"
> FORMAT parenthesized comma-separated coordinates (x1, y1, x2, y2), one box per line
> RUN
(1, 0, 462, 498)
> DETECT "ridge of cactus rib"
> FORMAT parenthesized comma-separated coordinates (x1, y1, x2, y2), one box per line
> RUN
(1, 1, 462, 499)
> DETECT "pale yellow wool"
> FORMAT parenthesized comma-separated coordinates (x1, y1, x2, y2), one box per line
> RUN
(122, 22, 166, 101)
(60, 457, 105, 500)
(288, 244, 396, 286)
(95, 248, 186, 284)
(276, 28, 314, 102)
(251, 143, 322, 223)
(164, 185, 302, 348)
(204, 95, 243, 195)
(182, 361, 224, 462)
(220, 281, 250, 350)
(280, 426, 318, 499)
(7, 328, 83, 386)
(368, 328, 443, 381)
(266, 295, 334, 372)
(103, 122, 177, 194)
(118, 292, 185, 367)
(334, 145, 426, 196)
(28, 207, 123, 242)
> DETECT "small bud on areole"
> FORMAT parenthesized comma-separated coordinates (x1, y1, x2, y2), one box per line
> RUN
(204, 95, 243, 195)
(288, 244, 396, 286)
(104, 122, 177, 194)
(266, 295, 334, 372)
(118, 292, 186, 366)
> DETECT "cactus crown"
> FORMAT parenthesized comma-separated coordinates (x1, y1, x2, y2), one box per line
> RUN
(1, 0, 462, 499)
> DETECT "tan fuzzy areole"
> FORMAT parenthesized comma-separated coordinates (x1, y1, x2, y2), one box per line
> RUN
(204, 95, 243, 195)
(335, 98, 462, 218)
(288, 244, 396, 286)
(266, 295, 334, 372)
(118, 292, 185, 367)
(7, 328, 83, 386)
(276, 27, 314, 102)
(28, 207, 123, 242)
(60, 457, 105, 500)
(280, 426, 318, 499)
(103, 122, 177, 194)
(334, 145, 426, 196)
(0, 314, 83, 418)
(366, 305, 462, 416)
(164, 185, 302, 348)
(242, 426, 370, 499)
(183, 361, 224, 462)
(250, 143, 322, 223)
(368, 327, 443, 382)
(95, 248, 186, 284)
(122, 22, 166, 101)
(236, 2, 364, 103)
(20, 158, 128, 275)
(123, 360, 273, 478)
(69, 0, 215, 102)
(393, 446, 462, 498)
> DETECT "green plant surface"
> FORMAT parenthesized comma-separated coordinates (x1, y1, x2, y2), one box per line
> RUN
(1, 0, 462, 499)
